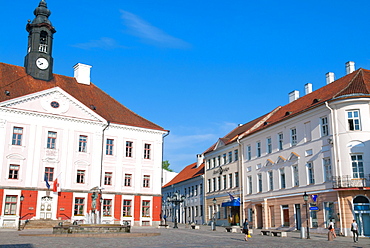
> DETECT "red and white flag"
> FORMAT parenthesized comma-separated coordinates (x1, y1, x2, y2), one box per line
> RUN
(53, 178, 60, 192)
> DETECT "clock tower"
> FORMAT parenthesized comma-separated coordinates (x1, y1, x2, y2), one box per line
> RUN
(24, 0, 56, 81)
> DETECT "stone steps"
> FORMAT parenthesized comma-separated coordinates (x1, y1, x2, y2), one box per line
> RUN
(23, 220, 71, 229)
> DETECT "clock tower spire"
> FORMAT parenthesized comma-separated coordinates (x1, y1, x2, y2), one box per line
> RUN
(24, 0, 56, 81)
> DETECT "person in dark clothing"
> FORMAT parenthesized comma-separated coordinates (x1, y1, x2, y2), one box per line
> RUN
(351, 219, 359, 243)
(242, 219, 249, 241)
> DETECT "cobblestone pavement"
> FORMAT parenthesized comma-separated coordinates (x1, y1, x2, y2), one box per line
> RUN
(0, 224, 369, 248)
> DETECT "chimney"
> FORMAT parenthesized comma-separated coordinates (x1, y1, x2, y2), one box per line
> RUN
(304, 83, 312, 95)
(289, 90, 299, 103)
(196, 154, 204, 168)
(326, 72, 335, 84)
(73, 63, 92, 85)
(345, 61, 355, 74)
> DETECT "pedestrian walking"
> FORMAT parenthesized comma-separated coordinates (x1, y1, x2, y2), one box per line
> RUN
(242, 219, 249, 241)
(351, 219, 359, 243)
(328, 219, 336, 238)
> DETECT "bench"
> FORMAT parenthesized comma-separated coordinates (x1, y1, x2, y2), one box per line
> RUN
(260, 229, 287, 237)
(225, 226, 242, 233)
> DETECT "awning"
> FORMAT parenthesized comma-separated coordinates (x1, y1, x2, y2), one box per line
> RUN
(221, 198, 240, 207)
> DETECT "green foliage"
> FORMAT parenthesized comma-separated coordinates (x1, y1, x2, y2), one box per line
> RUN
(162, 160, 174, 172)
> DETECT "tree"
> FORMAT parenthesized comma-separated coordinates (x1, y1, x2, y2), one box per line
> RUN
(162, 160, 174, 172)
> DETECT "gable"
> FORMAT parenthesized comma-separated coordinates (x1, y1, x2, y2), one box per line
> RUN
(288, 152, 300, 161)
(265, 159, 274, 167)
(276, 156, 286, 164)
(0, 87, 104, 123)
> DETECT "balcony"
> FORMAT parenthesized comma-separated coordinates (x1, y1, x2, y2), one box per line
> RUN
(332, 175, 370, 188)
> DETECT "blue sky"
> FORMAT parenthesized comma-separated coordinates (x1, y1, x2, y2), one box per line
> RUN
(2, 1, 370, 172)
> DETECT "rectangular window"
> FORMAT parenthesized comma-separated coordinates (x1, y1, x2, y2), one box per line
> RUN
(195, 185, 198, 196)
(104, 172, 112, 185)
(235, 172, 239, 187)
(47, 131, 57, 149)
(282, 205, 289, 227)
(234, 150, 238, 161)
(212, 158, 216, 168)
(291, 128, 297, 146)
(191, 186, 194, 196)
(257, 173, 262, 192)
(200, 183, 203, 195)
(143, 175, 150, 188)
(103, 199, 112, 216)
(4, 196, 17, 215)
(208, 179, 211, 192)
(256, 142, 261, 157)
(217, 177, 221, 191)
(228, 151, 232, 163)
(142, 200, 150, 217)
(223, 154, 227, 164)
(268, 171, 273, 191)
(351, 154, 364, 178)
(12, 127, 23, 146)
(123, 200, 132, 216)
(247, 145, 251, 160)
(212, 178, 216, 191)
(78, 135, 87, 152)
(125, 141, 133, 157)
(266, 137, 272, 154)
(278, 133, 283, 150)
(76, 170, 85, 184)
(144, 144, 151, 159)
(248, 176, 252, 194)
(223, 175, 227, 189)
(293, 165, 299, 186)
(217, 156, 221, 166)
(207, 159, 211, 169)
(44, 167, 54, 181)
(229, 174, 233, 188)
(307, 162, 315, 184)
(323, 158, 332, 182)
(74, 198, 84, 215)
(124, 174, 132, 187)
(304, 122, 312, 142)
(280, 168, 286, 189)
(8, 164, 19, 179)
(321, 117, 329, 136)
(106, 139, 114, 155)
(347, 110, 361, 131)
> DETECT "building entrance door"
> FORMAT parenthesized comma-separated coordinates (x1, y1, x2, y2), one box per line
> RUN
(295, 204, 301, 230)
(40, 196, 53, 219)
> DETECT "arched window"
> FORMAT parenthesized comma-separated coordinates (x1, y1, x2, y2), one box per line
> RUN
(39, 31, 48, 53)
(354, 195, 369, 204)
(353, 195, 370, 211)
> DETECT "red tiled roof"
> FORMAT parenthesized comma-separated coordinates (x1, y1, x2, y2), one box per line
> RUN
(204, 68, 370, 153)
(250, 68, 370, 134)
(162, 162, 204, 188)
(0, 63, 165, 131)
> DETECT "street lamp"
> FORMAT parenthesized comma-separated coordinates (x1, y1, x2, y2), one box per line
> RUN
(303, 192, 310, 239)
(212, 198, 217, 231)
(18, 194, 24, 231)
(167, 192, 185, 228)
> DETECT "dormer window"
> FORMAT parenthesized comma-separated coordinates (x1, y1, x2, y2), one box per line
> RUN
(39, 31, 48, 53)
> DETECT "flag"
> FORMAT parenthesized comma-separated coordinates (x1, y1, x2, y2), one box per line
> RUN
(44, 174, 50, 189)
(311, 195, 318, 202)
(53, 178, 59, 192)
(227, 192, 235, 201)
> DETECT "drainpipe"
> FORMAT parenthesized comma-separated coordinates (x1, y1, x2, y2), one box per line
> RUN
(237, 136, 245, 227)
(99, 121, 110, 223)
(161, 131, 170, 186)
(325, 102, 343, 234)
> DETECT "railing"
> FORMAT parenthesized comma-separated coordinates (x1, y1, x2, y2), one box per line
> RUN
(60, 213, 71, 220)
(332, 175, 370, 188)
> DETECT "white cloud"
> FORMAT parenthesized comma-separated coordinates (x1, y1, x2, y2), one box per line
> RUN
(72, 37, 125, 50)
(120, 10, 190, 49)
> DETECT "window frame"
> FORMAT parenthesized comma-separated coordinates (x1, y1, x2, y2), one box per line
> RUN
(307, 162, 315, 184)
(321, 116, 329, 136)
(78, 135, 88, 153)
(124, 173, 132, 187)
(12, 127, 23, 146)
(278, 133, 283, 150)
(290, 128, 297, 146)
(74, 197, 85, 216)
(144, 143, 151, 159)
(143, 175, 150, 188)
(104, 172, 112, 186)
(8, 164, 20, 180)
(106, 138, 114, 155)
(102, 199, 112, 216)
(256, 142, 261, 157)
(125, 141, 133, 157)
(44, 167, 54, 182)
(351, 154, 364, 178)
(123, 199, 132, 217)
(347, 110, 361, 131)
(323, 158, 332, 182)
(266, 137, 272, 154)
(142, 200, 150, 217)
(47, 131, 57, 149)
(76, 170, 85, 184)
(4, 195, 17, 215)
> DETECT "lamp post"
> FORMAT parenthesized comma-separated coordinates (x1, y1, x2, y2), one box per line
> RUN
(18, 194, 24, 231)
(167, 192, 185, 228)
(303, 192, 310, 239)
(212, 198, 217, 231)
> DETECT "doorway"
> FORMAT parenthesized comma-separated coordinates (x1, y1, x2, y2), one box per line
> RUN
(295, 204, 301, 230)
(40, 196, 53, 219)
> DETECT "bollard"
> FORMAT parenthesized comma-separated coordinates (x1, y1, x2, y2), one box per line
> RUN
(328, 231, 334, 241)
(300, 227, 306, 239)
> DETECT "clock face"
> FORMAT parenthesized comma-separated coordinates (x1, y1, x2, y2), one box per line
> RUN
(50, 101, 60, 108)
(36, 58, 49, 70)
